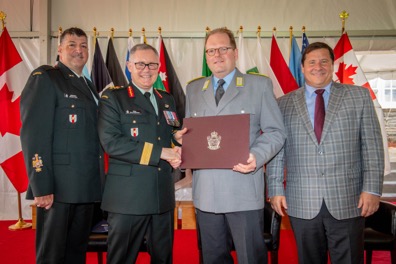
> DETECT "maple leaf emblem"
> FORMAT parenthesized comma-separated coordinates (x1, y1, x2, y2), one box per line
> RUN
(335, 62, 357, 85)
(0, 85, 22, 136)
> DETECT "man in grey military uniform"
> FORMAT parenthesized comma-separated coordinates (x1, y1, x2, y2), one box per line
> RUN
(20, 27, 103, 264)
(185, 28, 286, 264)
(98, 43, 186, 264)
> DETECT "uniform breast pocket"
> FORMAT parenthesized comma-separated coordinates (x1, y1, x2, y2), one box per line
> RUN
(121, 114, 149, 138)
(57, 99, 86, 129)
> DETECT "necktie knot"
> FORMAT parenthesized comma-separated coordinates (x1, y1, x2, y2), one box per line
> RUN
(144, 92, 151, 100)
(315, 89, 325, 96)
(215, 79, 225, 106)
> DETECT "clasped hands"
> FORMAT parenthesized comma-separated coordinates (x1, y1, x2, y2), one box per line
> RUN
(161, 147, 182, 168)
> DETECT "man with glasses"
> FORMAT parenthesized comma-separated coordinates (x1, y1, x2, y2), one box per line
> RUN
(185, 28, 286, 263)
(98, 43, 186, 264)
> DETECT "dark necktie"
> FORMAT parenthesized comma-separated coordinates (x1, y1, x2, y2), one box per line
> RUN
(215, 79, 225, 106)
(144, 92, 155, 112)
(79, 77, 94, 100)
(314, 89, 325, 143)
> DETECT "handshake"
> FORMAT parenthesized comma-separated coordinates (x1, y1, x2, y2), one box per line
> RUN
(160, 127, 187, 168)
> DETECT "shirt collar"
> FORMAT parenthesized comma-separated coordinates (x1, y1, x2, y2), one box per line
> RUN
(132, 81, 153, 96)
(306, 81, 332, 97)
(213, 69, 236, 88)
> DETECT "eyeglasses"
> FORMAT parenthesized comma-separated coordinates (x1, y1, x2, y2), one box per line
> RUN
(205, 47, 234, 57)
(134, 62, 159, 70)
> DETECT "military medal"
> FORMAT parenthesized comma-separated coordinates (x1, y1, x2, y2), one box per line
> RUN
(163, 111, 180, 127)
(32, 154, 43, 172)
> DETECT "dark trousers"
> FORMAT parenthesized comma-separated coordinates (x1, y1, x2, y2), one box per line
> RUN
(35, 202, 94, 264)
(289, 201, 364, 264)
(196, 208, 267, 264)
(106, 210, 174, 264)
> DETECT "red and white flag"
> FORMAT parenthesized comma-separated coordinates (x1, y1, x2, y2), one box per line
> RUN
(270, 35, 299, 95)
(333, 32, 391, 175)
(0, 28, 29, 193)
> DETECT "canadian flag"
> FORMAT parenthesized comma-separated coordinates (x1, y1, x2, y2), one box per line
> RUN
(0, 28, 29, 193)
(333, 32, 391, 175)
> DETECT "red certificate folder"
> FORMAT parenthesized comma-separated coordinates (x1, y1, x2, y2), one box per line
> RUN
(180, 114, 250, 169)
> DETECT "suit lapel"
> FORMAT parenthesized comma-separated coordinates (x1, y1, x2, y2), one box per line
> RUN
(201, 78, 218, 113)
(320, 82, 346, 142)
(215, 71, 242, 114)
(293, 88, 318, 144)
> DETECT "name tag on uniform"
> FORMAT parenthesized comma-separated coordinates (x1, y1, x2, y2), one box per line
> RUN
(163, 111, 180, 127)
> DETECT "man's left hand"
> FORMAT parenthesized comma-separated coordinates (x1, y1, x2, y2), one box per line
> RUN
(233, 153, 256, 174)
(358, 192, 380, 217)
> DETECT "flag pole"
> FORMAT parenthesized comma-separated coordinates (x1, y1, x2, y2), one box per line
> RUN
(289, 26, 293, 59)
(339, 10, 349, 34)
(0, 10, 32, 231)
(0, 10, 6, 30)
(9, 193, 32, 230)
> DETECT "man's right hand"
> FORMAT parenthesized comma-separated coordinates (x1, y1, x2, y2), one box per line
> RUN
(161, 147, 181, 168)
(34, 194, 54, 210)
(270, 195, 288, 216)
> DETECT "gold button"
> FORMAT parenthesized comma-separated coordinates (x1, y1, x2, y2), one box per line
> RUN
(158, 168, 161, 171)
(157, 122, 160, 125)
(71, 104, 75, 108)
(133, 120, 136, 123)
(158, 137, 161, 141)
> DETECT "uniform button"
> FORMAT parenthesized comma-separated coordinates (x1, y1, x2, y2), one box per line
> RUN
(157, 122, 160, 125)
(158, 137, 161, 141)
(71, 104, 75, 108)
(158, 168, 161, 171)
(99, 156, 102, 159)
(133, 120, 137, 124)
(318, 151, 323, 155)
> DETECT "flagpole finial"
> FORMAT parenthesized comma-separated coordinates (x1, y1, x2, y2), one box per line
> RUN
(110, 28, 114, 39)
(57, 26, 62, 45)
(205, 26, 210, 33)
(273, 27, 277, 35)
(128, 28, 132, 37)
(302, 26, 306, 33)
(142, 27, 146, 36)
(257, 25, 261, 37)
(239, 25, 243, 34)
(339, 10, 349, 33)
(0, 11, 6, 30)
(158, 27, 162, 36)
(93, 27, 98, 46)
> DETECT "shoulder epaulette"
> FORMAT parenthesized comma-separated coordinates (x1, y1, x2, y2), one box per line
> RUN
(31, 65, 55, 76)
(247, 72, 269, 78)
(109, 86, 125, 90)
(187, 76, 205, 84)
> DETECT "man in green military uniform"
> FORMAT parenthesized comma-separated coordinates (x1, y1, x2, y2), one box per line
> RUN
(20, 27, 103, 264)
(98, 43, 186, 264)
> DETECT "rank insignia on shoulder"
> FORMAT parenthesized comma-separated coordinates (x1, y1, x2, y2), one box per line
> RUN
(32, 154, 43, 172)
(101, 95, 109, 99)
(32, 71, 43, 76)
(187, 76, 205, 84)
(248, 72, 268, 78)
